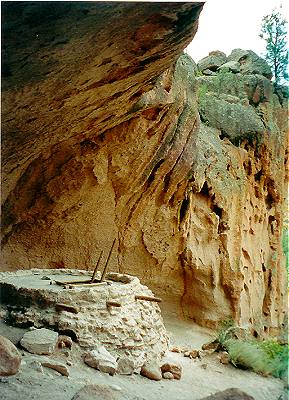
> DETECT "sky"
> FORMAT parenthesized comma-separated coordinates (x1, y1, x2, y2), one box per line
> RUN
(186, 0, 289, 62)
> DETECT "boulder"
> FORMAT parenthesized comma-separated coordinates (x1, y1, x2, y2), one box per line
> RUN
(198, 50, 227, 72)
(227, 48, 250, 62)
(140, 361, 162, 381)
(228, 49, 272, 79)
(84, 346, 118, 375)
(161, 362, 182, 380)
(218, 61, 240, 73)
(242, 74, 273, 105)
(0, 335, 21, 376)
(198, 92, 264, 142)
(20, 328, 58, 355)
(200, 388, 255, 399)
(203, 69, 217, 76)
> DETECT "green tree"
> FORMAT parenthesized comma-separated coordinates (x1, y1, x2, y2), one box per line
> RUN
(259, 9, 288, 85)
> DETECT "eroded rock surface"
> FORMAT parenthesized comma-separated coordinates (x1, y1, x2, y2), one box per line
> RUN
(1, 3, 287, 337)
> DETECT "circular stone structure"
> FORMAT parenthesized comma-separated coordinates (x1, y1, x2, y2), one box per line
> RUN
(0, 269, 169, 369)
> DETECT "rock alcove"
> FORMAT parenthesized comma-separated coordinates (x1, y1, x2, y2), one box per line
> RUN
(1, 2, 287, 340)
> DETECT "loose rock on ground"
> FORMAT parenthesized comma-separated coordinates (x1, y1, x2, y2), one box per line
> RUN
(0, 335, 22, 376)
(20, 328, 58, 355)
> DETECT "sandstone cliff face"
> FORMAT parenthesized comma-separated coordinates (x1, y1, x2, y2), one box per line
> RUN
(1, 3, 287, 336)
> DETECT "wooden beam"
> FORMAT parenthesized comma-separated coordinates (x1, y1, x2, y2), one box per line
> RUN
(106, 301, 122, 308)
(90, 250, 103, 283)
(100, 238, 116, 282)
(135, 295, 162, 303)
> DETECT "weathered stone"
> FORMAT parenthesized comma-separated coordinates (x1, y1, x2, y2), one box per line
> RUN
(198, 87, 264, 142)
(198, 50, 227, 72)
(184, 349, 200, 359)
(170, 346, 184, 353)
(201, 341, 220, 352)
(117, 357, 136, 375)
(161, 362, 182, 380)
(140, 362, 162, 381)
(218, 61, 240, 73)
(57, 335, 73, 349)
(41, 359, 69, 376)
(84, 346, 118, 375)
(28, 360, 44, 374)
(227, 48, 250, 63)
(218, 351, 230, 365)
(203, 69, 217, 76)
(0, 335, 21, 376)
(228, 49, 272, 78)
(71, 384, 122, 400)
(200, 388, 255, 400)
(162, 371, 174, 379)
(20, 328, 58, 355)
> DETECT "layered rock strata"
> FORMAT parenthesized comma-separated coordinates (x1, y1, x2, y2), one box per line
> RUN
(1, 3, 287, 336)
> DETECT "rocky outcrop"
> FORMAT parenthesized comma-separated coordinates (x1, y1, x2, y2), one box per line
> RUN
(183, 50, 287, 334)
(1, 3, 287, 337)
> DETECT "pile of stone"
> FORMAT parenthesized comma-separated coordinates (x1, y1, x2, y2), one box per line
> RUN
(0, 326, 182, 382)
(0, 269, 169, 377)
(196, 49, 272, 78)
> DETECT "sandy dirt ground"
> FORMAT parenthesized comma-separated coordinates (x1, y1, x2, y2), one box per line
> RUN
(0, 311, 287, 400)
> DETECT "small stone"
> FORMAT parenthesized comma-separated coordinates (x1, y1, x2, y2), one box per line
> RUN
(200, 363, 207, 369)
(171, 346, 184, 353)
(57, 335, 73, 349)
(184, 349, 199, 359)
(218, 351, 230, 365)
(170, 346, 183, 353)
(41, 359, 69, 376)
(140, 361, 162, 381)
(117, 357, 135, 375)
(66, 360, 72, 366)
(28, 360, 44, 374)
(20, 328, 58, 355)
(161, 362, 182, 380)
(41, 276, 51, 280)
(201, 341, 219, 352)
(84, 346, 117, 375)
(0, 336, 22, 376)
(162, 371, 174, 379)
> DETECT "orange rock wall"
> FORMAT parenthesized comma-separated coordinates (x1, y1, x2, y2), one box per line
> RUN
(1, 3, 287, 336)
